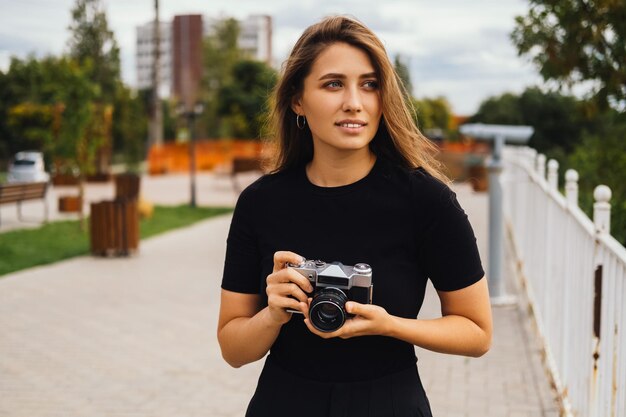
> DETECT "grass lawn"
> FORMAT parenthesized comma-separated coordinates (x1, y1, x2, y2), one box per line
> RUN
(0, 205, 233, 277)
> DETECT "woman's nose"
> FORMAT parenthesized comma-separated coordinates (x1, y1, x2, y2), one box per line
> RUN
(342, 86, 363, 112)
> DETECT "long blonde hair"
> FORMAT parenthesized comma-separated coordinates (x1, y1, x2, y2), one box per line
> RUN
(264, 15, 448, 183)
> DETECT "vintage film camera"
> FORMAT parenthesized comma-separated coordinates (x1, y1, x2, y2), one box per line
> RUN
(286, 259, 373, 332)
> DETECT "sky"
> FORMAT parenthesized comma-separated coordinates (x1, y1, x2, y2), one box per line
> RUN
(0, 0, 545, 115)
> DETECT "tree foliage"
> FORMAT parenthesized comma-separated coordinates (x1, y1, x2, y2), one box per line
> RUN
(391, 57, 452, 139)
(112, 86, 147, 172)
(394, 55, 413, 99)
(67, 0, 120, 103)
(198, 18, 277, 139)
(217, 60, 277, 139)
(412, 96, 453, 141)
(0, 56, 96, 170)
(201, 18, 242, 137)
(511, 0, 626, 109)
(3, 0, 122, 162)
(470, 93, 524, 126)
(568, 112, 626, 245)
(0, 0, 144, 186)
(471, 87, 589, 154)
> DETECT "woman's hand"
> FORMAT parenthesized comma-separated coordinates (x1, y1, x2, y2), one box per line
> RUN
(265, 251, 314, 326)
(303, 301, 392, 339)
(217, 250, 311, 369)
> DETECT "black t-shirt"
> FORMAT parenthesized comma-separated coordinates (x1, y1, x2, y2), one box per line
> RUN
(221, 156, 484, 382)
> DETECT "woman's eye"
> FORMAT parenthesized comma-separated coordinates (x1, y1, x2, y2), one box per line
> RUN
(325, 81, 342, 88)
(363, 80, 379, 89)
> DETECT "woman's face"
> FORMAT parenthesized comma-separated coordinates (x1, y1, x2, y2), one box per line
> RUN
(292, 42, 383, 157)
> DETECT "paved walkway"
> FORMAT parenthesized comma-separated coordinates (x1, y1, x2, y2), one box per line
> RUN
(0, 173, 560, 416)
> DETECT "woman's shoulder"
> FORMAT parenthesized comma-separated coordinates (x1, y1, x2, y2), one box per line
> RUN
(409, 167, 450, 192)
(381, 159, 450, 195)
(385, 163, 458, 212)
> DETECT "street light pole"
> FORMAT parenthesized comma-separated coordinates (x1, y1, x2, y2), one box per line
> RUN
(487, 135, 505, 301)
(459, 123, 534, 305)
(188, 112, 197, 207)
(177, 102, 204, 208)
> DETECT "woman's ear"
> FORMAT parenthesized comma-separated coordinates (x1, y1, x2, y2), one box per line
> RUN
(291, 95, 303, 116)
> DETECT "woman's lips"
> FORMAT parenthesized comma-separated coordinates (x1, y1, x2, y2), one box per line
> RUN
(335, 120, 367, 133)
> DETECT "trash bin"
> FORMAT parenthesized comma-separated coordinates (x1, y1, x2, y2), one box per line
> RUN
(115, 173, 141, 200)
(90, 199, 139, 256)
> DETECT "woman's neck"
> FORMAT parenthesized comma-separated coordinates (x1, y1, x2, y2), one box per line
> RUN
(306, 150, 376, 187)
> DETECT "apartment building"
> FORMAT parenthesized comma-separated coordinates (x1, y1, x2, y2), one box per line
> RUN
(135, 14, 273, 99)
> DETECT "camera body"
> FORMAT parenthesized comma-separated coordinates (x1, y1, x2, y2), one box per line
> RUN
(286, 259, 373, 332)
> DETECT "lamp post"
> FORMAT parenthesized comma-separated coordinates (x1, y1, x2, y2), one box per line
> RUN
(177, 102, 204, 207)
(459, 123, 534, 305)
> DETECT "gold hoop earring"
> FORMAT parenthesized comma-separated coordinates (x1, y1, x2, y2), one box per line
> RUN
(296, 114, 306, 130)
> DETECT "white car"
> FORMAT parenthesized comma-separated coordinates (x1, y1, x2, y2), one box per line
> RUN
(7, 151, 50, 183)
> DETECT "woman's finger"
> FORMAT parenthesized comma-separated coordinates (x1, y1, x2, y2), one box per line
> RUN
(272, 251, 305, 273)
(267, 293, 304, 312)
(275, 282, 309, 304)
(345, 302, 373, 318)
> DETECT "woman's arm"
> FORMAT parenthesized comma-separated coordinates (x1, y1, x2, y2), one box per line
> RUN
(303, 277, 492, 357)
(217, 290, 278, 368)
(217, 251, 313, 368)
(389, 277, 492, 356)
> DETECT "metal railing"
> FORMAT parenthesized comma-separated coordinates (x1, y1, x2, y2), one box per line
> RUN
(503, 146, 626, 417)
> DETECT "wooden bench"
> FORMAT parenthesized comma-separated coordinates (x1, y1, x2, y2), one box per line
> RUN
(0, 182, 49, 227)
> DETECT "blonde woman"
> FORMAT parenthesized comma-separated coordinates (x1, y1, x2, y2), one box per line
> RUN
(218, 15, 492, 417)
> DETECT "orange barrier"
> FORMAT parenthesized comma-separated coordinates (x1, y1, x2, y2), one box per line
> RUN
(147, 138, 490, 177)
(148, 139, 266, 175)
(441, 139, 490, 154)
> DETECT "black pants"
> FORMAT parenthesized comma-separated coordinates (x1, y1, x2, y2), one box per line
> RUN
(245, 358, 433, 417)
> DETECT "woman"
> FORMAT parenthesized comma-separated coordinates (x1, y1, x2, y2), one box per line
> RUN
(217, 15, 492, 417)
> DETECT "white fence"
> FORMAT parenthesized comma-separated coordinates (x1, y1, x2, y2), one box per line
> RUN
(503, 146, 626, 417)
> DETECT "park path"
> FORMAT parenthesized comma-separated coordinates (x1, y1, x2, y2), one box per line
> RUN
(0, 173, 560, 416)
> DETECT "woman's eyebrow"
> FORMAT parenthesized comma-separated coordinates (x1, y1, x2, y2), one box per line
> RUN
(318, 72, 378, 81)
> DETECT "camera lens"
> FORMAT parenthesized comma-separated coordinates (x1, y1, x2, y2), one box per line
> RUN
(309, 288, 348, 332)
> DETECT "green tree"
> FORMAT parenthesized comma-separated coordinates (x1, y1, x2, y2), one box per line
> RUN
(413, 98, 432, 129)
(394, 55, 413, 99)
(413, 96, 453, 139)
(217, 60, 277, 139)
(518, 87, 588, 153)
(201, 18, 242, 137)
(137, 89, 176, 142)
(511, 0, 626, 109)
(6, 103, 58, 157)
(46, 59, 98, 178)
(0, 55, 70, 148)
(470, 93, 524, 125)
(67, 0, 121, 104)
(568, 112, 626, 245)
(66, 0, 121, 177)
(470, 87, 591, 155)
(161, 100, 177, 141)
(0, 57, 52, 163)
(0, 56, 96, 170)
(112, 86, 148, 172)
